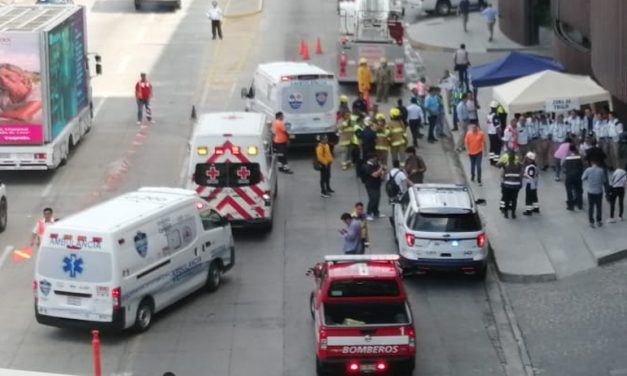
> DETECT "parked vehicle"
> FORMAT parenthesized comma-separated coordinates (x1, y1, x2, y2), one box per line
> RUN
(0, 183, 6, 232)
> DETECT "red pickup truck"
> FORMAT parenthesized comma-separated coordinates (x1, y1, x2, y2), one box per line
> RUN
(307, 255, 416, 376)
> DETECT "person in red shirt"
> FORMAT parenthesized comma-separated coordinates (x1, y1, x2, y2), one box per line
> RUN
(272, 112, 293, 174)
(135, 73, 153, 124)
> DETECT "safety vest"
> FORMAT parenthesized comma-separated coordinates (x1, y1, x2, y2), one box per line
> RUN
(502, 164, 522, 188)
(375, 127, 390, 151)
(388, 119, 406, 147)
(352, 123, 363, 145)
(338, 120, 354, 146)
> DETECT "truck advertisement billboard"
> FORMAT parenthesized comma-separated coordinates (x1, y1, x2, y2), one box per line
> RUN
(0, 32, 44, 145)
(47, 8, 88, 140)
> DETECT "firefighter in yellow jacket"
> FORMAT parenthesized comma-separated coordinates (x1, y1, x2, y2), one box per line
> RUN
(357, 58, 372, 104)
(338, 111, 354, 170)
(388, 108, 407, 165)
(374, 113, 390, 167)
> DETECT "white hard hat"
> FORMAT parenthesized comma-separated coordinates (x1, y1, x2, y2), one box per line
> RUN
(490, 100, 499, 108)
(526, 152, 536, 161)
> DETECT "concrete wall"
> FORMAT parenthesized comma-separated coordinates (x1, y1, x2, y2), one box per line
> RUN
(498, 0, 531, 45)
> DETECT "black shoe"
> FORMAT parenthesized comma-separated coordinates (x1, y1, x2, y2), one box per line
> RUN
(470, 175, 475, 182)
(503, 211, 508, 218)
(566, 206, 574, 211)
(523, 211, 532, 216)
(533, 208, 540, 213)
(327, 188, 335, 193)
(512, 212, 517, 219)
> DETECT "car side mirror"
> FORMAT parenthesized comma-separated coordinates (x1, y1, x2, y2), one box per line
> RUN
(240, 88, 248, 98)
(475, 199, 487, 206)
(306, 267, 320, 278)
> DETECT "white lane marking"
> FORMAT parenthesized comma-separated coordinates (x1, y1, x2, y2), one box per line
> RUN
(93, 97, 108, 119)
(116, 55, 132, 74)
(41, 182, 53, 198)
(0, 246, 13, 270)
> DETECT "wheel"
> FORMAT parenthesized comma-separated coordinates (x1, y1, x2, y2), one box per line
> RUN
(205, 261, 222, 292)
(471, 265, 487, 280)
(435, 0, 451, 15)
(133, 299, 154, 332)
(0, 198, 7, 233)
(134, 0, 140, 10)
(316, 358, 327, 376)
(273, 181, 278, 199)
(309, 293, 315, 319)
(175, 0, 181, 9)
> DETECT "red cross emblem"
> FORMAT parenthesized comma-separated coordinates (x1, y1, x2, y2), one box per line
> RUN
(236, 166, 251, 180)
(206, 166, 220, 180)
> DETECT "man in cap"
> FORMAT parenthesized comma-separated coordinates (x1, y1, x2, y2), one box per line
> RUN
(375, 58, 393, 103)
(357, 58, 372, 105)
(522, 152, 539, 215)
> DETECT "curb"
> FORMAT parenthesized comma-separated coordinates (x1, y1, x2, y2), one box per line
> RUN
(224, 0, 263, 18)
(597, 248, 627, 266)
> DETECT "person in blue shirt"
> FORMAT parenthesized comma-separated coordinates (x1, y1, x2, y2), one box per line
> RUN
(423, 87, 440, 143)
(481, 3, 498, 42)
(340, 213, 364, 254)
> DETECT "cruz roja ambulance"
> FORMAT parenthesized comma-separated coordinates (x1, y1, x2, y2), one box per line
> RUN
(241, 62, 339, 145)
(34, 187, 235, 332)
(186, 112, 277, 231)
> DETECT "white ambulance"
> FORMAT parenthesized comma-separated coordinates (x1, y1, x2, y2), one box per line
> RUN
(186, 112, 277, 231)
(241, 61, 339, 145)
(34, 187, 235, 332)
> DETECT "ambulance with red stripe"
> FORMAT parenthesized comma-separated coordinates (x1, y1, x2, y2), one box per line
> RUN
(307, 255, 416, 376)
(186, 112, 277, 231)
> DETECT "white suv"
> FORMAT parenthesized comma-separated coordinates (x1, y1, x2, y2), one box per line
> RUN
(0, 183, 6, 233)
(391, 184, 488, 278)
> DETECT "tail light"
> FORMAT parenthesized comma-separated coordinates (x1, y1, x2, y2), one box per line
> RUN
(34, 153, 47, 160)
(395, 62, 404, 79)
(319, 328, 328, 350)
(405, 232, 415, 247)
(407, 326, 416, 348)
(32, 280, 38, 302)
(215, 147, 225, 155)
(112, 287, 121, 311)
(262, 191, 271, 206)
(339, 53, 347, 77)
(477, 232, 486, 248)
(347, 361, 360, 373)
(375, 360, 388, 371)
(231, 146, 241, 155)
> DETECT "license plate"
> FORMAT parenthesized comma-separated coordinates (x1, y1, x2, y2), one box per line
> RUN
(360, 364, 376, 372)
(67, 296, 82, 306)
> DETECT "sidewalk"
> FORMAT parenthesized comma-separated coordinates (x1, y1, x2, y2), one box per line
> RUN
(406, 11, 627, 282)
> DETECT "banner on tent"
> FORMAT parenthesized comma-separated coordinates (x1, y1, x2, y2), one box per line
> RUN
(545, 97, 580, 112)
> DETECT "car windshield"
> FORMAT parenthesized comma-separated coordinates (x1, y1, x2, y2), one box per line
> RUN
(328, 279, 400, 298)
(323, 302, 409, 326)
(408, 212, 481, 232)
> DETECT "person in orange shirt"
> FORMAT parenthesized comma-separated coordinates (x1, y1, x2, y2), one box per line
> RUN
(464, 121, 486, 186)
(31, 207, 57, 248)
(316, 135, 334, 197)
(272, 112, 293, 174)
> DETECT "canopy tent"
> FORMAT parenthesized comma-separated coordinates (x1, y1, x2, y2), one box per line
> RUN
(470, 51, 564, 88)
(492, 70, 612, 114)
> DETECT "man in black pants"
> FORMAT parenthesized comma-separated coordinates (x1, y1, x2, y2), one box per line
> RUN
(361, 154, 386, 220)
(207, 1, 223, 40)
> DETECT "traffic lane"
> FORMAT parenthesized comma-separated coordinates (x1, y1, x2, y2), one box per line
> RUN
(505, 260, 627, 376)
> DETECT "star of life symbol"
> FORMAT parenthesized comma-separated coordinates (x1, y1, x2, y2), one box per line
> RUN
(206, 165, 220, 180)
(236, 166, 251, 180)
(63, 253, 84, 278)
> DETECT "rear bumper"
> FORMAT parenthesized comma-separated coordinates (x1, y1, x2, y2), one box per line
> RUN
(318, 356, 415, 375)
(35, 304, 126, 332)
(229, 217, 271, 228)
(400, 256, 487, 273)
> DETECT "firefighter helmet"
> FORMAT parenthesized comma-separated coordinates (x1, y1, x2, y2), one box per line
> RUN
(389, 108, 401, 118)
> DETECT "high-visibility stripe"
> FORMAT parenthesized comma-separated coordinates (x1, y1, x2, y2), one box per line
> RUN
(327, 335, 410, 346)
(216, 196, 252, 220)
(232, 187, 265, 217)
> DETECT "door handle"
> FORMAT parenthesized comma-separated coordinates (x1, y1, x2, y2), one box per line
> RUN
(202, 244, 205, 252)
(205, 241, 212, 248)
(194, 248, 198, 256)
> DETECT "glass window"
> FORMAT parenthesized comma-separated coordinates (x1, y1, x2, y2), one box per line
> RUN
(194, 163, 261, 187)
(199, 209, 223, 231)
(328, 279, 400, 298)
(38, 249, 112, 283)
(407, 212, 481, 232)
(323, 302, 409, 326)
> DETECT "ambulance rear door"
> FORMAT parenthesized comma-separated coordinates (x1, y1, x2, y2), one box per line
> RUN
(280, 74, 338, 136)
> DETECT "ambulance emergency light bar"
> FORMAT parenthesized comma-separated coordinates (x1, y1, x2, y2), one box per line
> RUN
(196, 146, 258, 156)
(280, 74, 335, 81)
(324, 254, 400, 263)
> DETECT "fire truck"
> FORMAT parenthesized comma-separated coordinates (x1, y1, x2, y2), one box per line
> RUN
(307, 255, 416, 375)
(337, 0, 406, 84)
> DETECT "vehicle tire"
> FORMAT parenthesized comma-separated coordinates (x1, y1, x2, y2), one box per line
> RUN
(315, 358, 327, 376)
(273, 181, 278, 199)
(471, 265, 487, 280)
(205, 260, 222, 292)
(435, 0, 451, 15)
(133, 298, 154, 332)
(309, 292, 315, 319)
(0, 198, 7, 233)
(134, 0, 140, 10)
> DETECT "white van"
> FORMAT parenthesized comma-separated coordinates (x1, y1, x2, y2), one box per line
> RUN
(242, 62, 339, 145)
(186, 112, 277, 231)
(34, 187, 235, 332)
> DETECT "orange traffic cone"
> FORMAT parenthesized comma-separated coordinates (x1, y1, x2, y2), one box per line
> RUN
(302, 41, 310, 60)
(299, 40, 306, 56)
(315, 38, 322, 54)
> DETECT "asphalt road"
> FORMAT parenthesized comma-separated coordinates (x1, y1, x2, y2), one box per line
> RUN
(0, 0, 514, 375)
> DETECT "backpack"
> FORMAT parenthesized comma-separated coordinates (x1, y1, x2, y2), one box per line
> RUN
(385, 170, 402, 198)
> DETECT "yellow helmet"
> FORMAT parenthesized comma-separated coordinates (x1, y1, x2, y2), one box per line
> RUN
(359, 57, 367, 64)
(339, 95, 348, 102)
(389, 108, 401, 117)
(375, 113, 386, 121)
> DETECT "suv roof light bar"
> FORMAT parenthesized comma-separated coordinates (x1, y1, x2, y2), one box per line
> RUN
(324, 254, 400, 263)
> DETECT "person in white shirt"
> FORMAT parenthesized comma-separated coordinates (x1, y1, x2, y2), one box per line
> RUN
(486, 102, 502, 165)
(549, 114, 568, 155)
(516, 116, 529, 159)
(406, 97, 425, 147)
(567, 109, 583, 142)
(206, 1, 223, 40)
(387, 159, 413, 199)
(453, 44, 470, 90)
(608, 111, 623, 169)
(536, 114, 551, 170)
(607, 164, 626, 222)
(502, 118, 518, 153)
(594, 112, 611, 159)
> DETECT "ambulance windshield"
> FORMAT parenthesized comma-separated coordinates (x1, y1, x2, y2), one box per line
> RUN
(194, 162, 262, 187)
(38, 247, 113, 283)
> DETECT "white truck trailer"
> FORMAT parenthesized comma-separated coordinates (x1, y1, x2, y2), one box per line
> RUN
(0, 5, 101, 170)
(337, 0, 405, 84)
